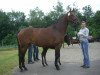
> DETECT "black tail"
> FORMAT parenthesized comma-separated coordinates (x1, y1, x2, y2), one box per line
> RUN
(16, 33, 20, 56)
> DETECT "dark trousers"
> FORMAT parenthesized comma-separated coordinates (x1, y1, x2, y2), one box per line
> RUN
(33, 45, 39, 60)
(28, 44, 33, 62)
(28, 44, 39, 62)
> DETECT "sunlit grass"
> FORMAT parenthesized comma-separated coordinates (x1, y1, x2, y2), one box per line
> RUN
(0, 48, 18, 75)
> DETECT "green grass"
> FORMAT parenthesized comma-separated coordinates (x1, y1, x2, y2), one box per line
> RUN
(0, 46, 43, 75)
(0, 48, 18, 75)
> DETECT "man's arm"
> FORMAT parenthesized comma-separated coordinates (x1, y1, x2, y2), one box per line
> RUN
(82, 28, 89, 38)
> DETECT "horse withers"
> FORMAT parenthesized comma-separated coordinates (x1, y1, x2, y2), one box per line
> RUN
(17, 9, 79, 71)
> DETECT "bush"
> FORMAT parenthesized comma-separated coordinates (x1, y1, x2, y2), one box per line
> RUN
(2, 34, 17, 46)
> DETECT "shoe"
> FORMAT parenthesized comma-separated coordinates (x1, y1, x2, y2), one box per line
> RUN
(37, 58, 40, 60)
(83, 66, 90, 68)
(34, 58, 40, 61)
(81, 65, 85, 67)
(28, 61, 34, 64)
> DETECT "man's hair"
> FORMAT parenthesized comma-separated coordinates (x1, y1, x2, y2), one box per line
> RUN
(81, 21, 86, 23)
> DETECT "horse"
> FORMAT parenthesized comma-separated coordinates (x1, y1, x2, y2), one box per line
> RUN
(64, 34, 81, 46)
(64, 34, 71, 46)
(17, 9, 79, 71)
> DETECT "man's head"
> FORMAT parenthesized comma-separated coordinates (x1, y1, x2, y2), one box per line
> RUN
(81, 21, 86, 28)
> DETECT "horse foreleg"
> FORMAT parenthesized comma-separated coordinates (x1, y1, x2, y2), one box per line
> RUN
(55, 49, 60, 70)
(58, 56, 61, 65)
(55, 44, 62, 70)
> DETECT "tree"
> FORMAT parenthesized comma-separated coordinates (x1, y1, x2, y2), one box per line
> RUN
(0, 11, 27, 45)
(43, 1, 64, 27)
(93, 11, 100, 37)
(82, 5, 94, 21)
(29, 7, 44, 27)
(7, 11, 27, 33)
(0, 10, 11, 44)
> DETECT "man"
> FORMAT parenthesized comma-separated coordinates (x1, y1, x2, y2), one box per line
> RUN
(33, 45, 40, 61)
(77, 21, 90, 68)
(28, 44, 39, 64)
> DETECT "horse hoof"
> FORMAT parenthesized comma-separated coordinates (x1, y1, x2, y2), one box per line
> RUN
(20, 69, 24, 72)
(56, 67, 60, 70)
(43, 65, 45, 67)
(45, 63, 48, 66)
(59, 63, 61, 65)
(56, 65, 60, 70)
(24, 67, 28, 71)
(42, 64, 45, 67)
(42, 63, 46, 67)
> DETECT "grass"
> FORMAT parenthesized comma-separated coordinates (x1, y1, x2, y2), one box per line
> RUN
(0, 46, 18, 75)
(0, 46, 43, 75)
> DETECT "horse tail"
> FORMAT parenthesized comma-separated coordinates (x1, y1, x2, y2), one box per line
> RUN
(16, 32, 20, 56)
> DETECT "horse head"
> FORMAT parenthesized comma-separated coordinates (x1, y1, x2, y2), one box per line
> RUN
(67, 8, 79, 29)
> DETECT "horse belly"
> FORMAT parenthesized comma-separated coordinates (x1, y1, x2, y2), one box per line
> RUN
(35, 36, 63, 48)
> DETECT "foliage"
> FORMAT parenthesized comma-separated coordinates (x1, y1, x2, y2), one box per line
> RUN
(0, 2, 100, 46)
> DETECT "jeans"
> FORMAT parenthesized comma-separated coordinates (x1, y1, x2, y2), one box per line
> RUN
(80, 40, 90, 67)
(28, 44, 33, 62)
(33, 45, 39, 60)
(28, 44, 39, 62)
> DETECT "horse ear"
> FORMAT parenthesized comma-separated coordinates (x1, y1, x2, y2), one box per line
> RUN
(70, 8, 71, 12)
(73, 8, 75, 12)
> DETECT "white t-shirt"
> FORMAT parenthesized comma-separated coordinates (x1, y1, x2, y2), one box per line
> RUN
(78, 27, 89, 41)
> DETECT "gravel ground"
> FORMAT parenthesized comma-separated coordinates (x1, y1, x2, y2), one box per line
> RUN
(12, 42, 100, 75)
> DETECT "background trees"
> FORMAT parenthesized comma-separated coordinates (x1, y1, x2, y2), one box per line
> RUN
(0, 2, 100, 46)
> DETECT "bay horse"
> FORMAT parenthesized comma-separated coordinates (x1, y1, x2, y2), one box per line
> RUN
(64, 35, 80, 46)
(64, 34, 71, 46)
(17, 9, 79, 71)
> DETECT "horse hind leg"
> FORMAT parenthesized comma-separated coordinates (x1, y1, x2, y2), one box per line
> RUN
(41, 47, 48, 67)
(22, 53, 28, 71)
(41, 49, 45, 67)
(20, 47, 28, 71)
(44, 48, 48, 66)
(19, 54, 23, 72)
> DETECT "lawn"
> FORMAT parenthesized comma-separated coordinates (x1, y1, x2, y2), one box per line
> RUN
(0, 46, 18, 75)
(0, 46, 43, 75)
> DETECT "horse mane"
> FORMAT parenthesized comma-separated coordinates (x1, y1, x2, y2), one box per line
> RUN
(50, 13, 67, 30)
(52, 14, 65, 25)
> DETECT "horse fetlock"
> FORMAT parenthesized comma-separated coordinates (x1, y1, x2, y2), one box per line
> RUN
(55, 65, 60, 70)
(45, 63, 48, 66)
(42, 63, 45, 67)
(23, 66, 28, 71)
(20, 68, 24, 72)
(59, 62, 61, 65)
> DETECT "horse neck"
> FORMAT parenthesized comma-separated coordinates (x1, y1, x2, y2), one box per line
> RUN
(53, 16, 69, 35)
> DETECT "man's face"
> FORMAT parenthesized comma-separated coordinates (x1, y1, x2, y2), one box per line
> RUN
(81, 23, 86, 28)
